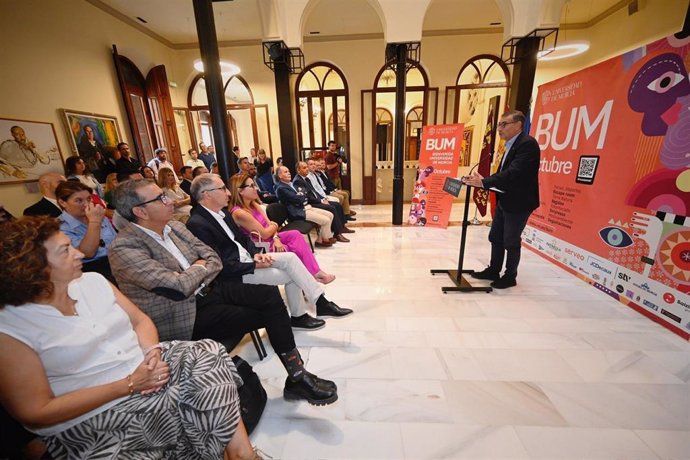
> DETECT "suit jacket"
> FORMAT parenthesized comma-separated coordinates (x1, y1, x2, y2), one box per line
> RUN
(23, 197, 61, 217)
(316, 170, 336, 194)
(108, 220, 222, 341)
(180, 179, 192, 196)
(115, 156, 141, 175)
(482, 132, 540, 213)
(274, 181, 307, 221)
(186, 206, 262, 282)
(292, 175, 323, 204)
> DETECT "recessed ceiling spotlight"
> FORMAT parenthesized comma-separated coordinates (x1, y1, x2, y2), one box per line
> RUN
(538, 42, 590, 61)
(193, 59, 241, 77)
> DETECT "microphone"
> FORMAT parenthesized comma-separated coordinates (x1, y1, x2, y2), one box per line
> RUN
(462, 150, 494, 182)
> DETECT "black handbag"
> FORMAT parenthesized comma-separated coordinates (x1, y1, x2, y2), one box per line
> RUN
(231, 355, 267, 435)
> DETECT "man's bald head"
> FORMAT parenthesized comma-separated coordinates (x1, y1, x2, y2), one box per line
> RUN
(38, 173, 65, 199)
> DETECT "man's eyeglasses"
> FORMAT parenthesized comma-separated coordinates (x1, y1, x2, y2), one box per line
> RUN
(498, 120, 517, 128)
(204, 185, 228, 193)
(240, 183, 258, 189)
(134, 193, 170, 207)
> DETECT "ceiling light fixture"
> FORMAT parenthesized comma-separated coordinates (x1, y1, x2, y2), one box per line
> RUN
(193, 59, 241, 77)
(538, 42, 589, 61)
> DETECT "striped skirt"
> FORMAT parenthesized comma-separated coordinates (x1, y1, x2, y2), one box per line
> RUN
(45, 339, 242, 460)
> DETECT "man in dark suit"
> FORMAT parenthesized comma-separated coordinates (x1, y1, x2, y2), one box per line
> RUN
(109, 178, 338, 405)
(23, 172, 65, 217)
(293, 161, 354, 237)
(463, 110, 540, 289)
(179, 165, 193, 195)
(186, 173, 352, 328)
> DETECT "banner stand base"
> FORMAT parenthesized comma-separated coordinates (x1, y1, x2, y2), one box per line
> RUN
(431, 269, 493, 293)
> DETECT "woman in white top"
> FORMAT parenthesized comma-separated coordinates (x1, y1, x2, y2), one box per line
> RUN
(0, 216, 259, 459)
(158, 167, 192, 222)
(65, 155, 104, 198)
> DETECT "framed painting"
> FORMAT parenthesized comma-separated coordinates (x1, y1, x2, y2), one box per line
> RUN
(0, 117, 65, 184)
(61, 109, 122, 179)
(462, 125, 474, 166)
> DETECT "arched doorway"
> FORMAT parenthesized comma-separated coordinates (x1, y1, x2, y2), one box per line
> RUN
(295, 62, 350, 191)
(185, 74, 273, 164)
(361, 61, 438, 204)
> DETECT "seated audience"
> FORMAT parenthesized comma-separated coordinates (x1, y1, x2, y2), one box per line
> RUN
(248, 163, 277, 203)
(274, 165, 336, 248)
(187, 174, 351, 330)
(140, 165, 156, 180)
(179, 165, 193, 195)
(56, 181, 117, 283)
(0, 216, 258, 460)
(158, 167, 191, 222)
(294, 161, 353, 240)
(229, 173, 334, 284)
(108, 179, 338, 405)
(103, 172, 118, 209)
(256, 149, 273, 181)
(235, 157, 251, 176)
(185, 148, 205, 169)
(147, 148, 178, 182)
(198, 142, 216, 170)
(115, 142, 140, 176)
(23, 172, 65, 217)
(211, 162, 219, 175)
(314, 157, 355, 217)
(65, 155, 104, 198)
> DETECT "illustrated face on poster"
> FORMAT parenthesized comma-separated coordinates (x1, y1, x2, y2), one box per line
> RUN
(0, 118, 64, 184)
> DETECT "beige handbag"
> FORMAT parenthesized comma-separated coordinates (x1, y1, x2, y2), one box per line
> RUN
(250, 231, 272, 253)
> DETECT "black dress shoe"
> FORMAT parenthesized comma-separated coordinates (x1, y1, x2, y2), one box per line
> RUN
(291, 314, 326, 331)
(491, 276, 517, 289)
(303, 370, 337, 391)
(317, 301, 353, 318)
(284, 373, 338, 405)
(346, 216, 356, 221)
(470, 268, 501, 281)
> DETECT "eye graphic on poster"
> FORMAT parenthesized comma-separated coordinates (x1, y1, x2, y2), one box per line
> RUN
(599, 226, 634, 248)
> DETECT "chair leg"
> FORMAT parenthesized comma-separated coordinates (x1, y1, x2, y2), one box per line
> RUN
(249, 330, 267, 360)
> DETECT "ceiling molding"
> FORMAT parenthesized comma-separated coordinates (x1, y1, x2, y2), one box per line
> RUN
(86, 0, 633, 51)
(561, 0, 630, 30)
(174, 39, 263, 50)
(423, 27, 503, 37)
(85, 0, 176, 49)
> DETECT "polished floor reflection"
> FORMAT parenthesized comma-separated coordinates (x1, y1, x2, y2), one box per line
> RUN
(235, 204, 690, 460)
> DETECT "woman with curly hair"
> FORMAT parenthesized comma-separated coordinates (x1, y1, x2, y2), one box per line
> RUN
(228, 173, 335, 284)
(0, 216, 260, 459)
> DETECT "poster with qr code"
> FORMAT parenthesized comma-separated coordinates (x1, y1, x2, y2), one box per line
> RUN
(526, 32, 690, 340)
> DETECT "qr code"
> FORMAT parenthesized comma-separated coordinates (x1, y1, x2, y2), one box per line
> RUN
(576, 155, 599, 185)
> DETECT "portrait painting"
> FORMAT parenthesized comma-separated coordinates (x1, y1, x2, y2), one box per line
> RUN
(61, 109, 122, 181)
(0, 117, 65, 184)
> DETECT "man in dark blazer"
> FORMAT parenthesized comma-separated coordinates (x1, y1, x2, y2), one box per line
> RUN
(186, 174, 352, 328)
(109, 178, 338, 405)
(463, 110, 540, 289)
(293, 161, 354, 236)
(23, 172, 65, 217)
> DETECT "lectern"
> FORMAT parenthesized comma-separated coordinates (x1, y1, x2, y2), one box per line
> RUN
(431, 177, 492, 293)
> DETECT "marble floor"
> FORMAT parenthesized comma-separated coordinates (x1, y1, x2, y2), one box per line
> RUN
(235, 204, 690, 460)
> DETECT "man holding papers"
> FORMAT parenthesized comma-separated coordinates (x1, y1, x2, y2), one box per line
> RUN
(462, 110, 540, 289)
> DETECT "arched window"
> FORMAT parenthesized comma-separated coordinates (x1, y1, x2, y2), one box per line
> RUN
(186, 74, 272, 161)
(295, 62, 350, 176)
(444, 55, 510, 168)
